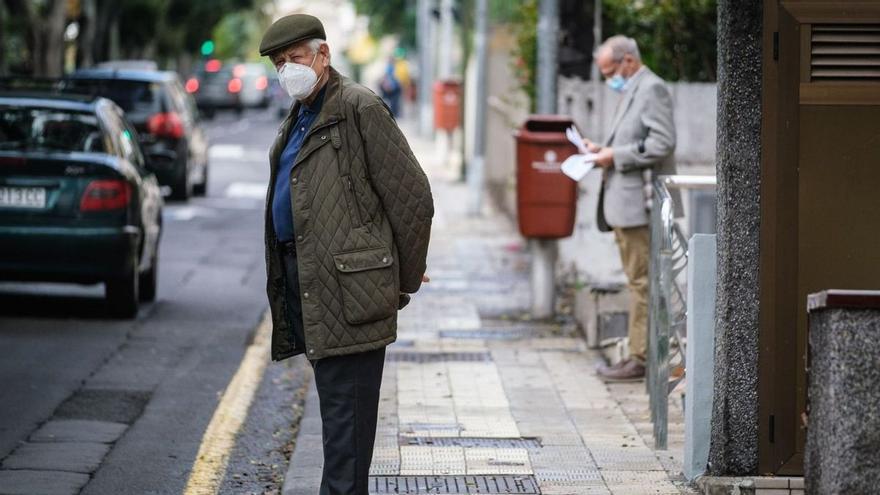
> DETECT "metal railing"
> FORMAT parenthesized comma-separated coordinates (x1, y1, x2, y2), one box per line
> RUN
(647, 174, 716, 449)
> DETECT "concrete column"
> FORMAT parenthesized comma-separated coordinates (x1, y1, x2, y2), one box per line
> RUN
(684, 234, 717, 481)
(709, 0, 763, 476)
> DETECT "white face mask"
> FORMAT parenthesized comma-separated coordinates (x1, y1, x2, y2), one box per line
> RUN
(277, 53, 322, 100)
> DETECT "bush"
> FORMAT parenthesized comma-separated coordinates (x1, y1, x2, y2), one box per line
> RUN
(602, 0, 717, 82)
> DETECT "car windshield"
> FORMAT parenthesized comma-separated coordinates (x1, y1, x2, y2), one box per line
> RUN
(0, 106, 105, 153)
(62, 79, 162, 120)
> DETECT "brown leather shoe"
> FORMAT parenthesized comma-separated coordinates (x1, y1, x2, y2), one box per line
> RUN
(595, 359, 626, 374)
(597, 359, 645, 382)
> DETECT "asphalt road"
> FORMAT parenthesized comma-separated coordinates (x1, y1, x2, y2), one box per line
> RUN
(0, 108, 301, 495)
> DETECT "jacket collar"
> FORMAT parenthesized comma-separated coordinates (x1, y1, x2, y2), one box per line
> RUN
(289, 66, 346, 129)
(605, 66, 652, 146)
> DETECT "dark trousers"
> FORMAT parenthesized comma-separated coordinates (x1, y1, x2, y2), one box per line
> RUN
(282, 249, 386, 495)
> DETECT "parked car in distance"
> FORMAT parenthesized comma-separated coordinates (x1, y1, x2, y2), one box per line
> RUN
(267, 77, 292, 119)
(62, 68, 209, 200)
(0, 92, 164, 318)
(95, 60, 159, 71)
(186, 60, 270, 117)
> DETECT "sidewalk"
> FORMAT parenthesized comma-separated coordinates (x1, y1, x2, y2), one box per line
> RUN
(282, 122, 694, 495)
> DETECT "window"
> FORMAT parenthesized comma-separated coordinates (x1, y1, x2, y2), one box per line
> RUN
(0, 106, 105, 153)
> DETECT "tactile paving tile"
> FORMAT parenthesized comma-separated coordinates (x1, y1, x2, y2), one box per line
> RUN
(464, 448, 531, 475)
(387, 351, 494, 363)
(369, 475, 540, 494)
(588, 448, 664, 471)
(398, 437, 542, 449)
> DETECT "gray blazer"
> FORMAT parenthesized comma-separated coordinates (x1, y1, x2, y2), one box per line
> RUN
(597, 67, 678, 232)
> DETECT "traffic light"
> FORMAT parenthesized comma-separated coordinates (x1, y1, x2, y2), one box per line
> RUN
(200, 40, 215, 56)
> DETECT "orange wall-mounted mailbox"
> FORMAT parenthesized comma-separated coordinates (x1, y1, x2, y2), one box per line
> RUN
(433, 80, 461, 131)
(513, 115, 579, 239)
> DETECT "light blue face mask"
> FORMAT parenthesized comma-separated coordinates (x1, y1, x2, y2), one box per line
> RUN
(606, 74, 626, 93)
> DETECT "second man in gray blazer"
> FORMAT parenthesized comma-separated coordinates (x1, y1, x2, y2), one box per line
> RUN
(585, 35, 677, 381)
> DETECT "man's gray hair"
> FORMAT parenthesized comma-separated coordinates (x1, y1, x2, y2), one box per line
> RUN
(306, 38, 327, 53)
(597, 35, 641, 62)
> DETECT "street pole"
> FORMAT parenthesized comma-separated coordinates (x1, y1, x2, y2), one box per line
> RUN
(417, 0, 435, 137)
(592, 0, 603, 142)
(438, 0, 455, 80)
(532, 0, 559, 319)
(467, 0, 488, 216)
(536, 0, 558, 115)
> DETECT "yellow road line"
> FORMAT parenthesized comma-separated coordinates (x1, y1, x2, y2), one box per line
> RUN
(183, 312, 272, 495)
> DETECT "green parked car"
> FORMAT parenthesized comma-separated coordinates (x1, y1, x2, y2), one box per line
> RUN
(0, 92, 163, 318)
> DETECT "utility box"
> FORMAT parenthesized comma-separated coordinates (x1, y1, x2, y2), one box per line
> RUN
(513, 115, 578, 238)
(432, 80, 461, 131)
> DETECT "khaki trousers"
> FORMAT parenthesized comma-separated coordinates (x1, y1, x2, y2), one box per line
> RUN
(613, 226, 650, 360)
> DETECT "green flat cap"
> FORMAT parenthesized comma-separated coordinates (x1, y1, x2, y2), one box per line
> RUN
(259, 14, 326, 56)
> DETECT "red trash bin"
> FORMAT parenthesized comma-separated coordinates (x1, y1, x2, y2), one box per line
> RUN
(513, 115, 579, 239)
(433, 80, 461, 131)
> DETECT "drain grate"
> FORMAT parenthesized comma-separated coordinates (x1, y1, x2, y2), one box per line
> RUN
(386, 351, 492, 363)
(399, 437, 542, 449)
(370, 475, 539, 494)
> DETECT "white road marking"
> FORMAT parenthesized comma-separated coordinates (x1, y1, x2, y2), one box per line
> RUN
(164, 206, 218, 221)
(225, 182, 268, 199)
(208, 145, 245, 160)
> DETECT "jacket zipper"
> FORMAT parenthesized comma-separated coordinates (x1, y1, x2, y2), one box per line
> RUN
(346, 176, 364, 226)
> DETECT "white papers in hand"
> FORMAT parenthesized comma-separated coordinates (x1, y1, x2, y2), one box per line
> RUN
(565, 126, 591, 155)
(561, 154, 596, 182)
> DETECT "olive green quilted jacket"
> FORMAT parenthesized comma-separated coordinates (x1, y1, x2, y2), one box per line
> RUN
(264, 67, 434, 361)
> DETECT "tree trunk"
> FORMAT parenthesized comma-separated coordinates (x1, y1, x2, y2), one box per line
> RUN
(77, 0, 97, 68)
(42, 0, 67, 77)
(0, 1, 7, 75)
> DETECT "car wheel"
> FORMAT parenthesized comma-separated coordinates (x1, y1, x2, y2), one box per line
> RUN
(139, 249, 158, 302)
(106, 258, 139, 318)
(193, 163, 208, 197)
(170, 167, 190, 201)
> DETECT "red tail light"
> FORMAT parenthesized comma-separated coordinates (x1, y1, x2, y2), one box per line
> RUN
(0, 156, 27, 166)
(147, 112, 184, 139)
(80, 180, 131, 211)
(255, 75, 268, 90)
(227, 78, 242, 94)
(233, 65, 246, 78)
(185, 77, 199, 93)
(205, 59, 222, 72)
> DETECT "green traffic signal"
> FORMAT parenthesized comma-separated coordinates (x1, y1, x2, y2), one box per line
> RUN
(200, 40, 215, 56)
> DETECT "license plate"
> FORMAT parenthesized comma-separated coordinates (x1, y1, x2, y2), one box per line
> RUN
(0, 186, 47, 208)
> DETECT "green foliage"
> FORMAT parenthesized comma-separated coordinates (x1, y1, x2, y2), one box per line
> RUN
(602, 0, 717, 82)
(212, 11, 264, 61)
(353, 0, 417, 49)
(509, 0, 538, 112)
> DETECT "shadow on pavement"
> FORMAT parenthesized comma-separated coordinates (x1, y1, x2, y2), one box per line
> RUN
(0, 291, 116, 320)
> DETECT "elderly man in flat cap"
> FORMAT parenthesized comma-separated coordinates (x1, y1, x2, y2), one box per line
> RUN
(258, 14, 434, 495)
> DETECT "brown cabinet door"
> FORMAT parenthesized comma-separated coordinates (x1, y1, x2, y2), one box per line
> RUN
(759, 0, 880, 476)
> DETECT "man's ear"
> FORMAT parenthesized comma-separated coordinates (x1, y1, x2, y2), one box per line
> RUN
(320, 45, 331, 67)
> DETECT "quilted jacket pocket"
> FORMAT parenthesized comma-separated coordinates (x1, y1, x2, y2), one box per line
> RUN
(333, 247, 398, 325)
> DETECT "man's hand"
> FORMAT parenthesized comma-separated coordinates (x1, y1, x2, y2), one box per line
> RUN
(581, 138, 602, 153)
(422, 274, 431, 283)
(594, 147, 614, 169)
